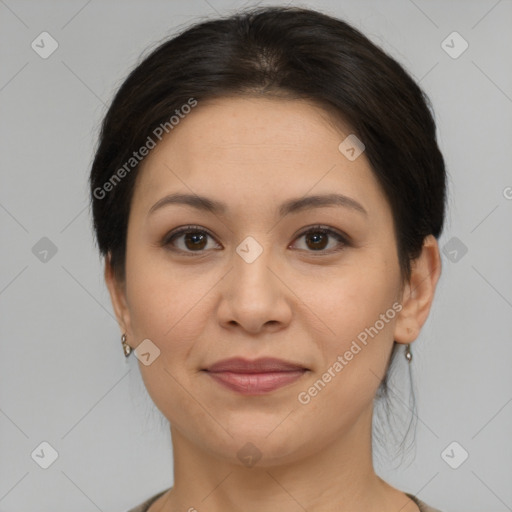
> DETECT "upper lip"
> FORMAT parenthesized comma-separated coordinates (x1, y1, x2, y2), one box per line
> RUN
(204, 357, 307, 373)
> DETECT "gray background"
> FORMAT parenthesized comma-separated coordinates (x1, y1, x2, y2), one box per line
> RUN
(1, 0, 511, 511)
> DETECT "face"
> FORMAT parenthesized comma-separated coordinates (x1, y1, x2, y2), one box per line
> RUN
(106, 96, 430, 466)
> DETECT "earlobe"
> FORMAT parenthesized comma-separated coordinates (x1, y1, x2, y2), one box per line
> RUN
(104, 253, 132, 336)
(393, 235, 442, 344)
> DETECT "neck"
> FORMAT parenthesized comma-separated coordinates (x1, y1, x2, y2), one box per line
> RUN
(161, 404, 398, 512)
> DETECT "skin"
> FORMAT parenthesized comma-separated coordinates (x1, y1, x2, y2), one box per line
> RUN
(105, 96, 441, 512)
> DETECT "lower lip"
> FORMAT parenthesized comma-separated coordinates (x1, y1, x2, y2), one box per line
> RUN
(205, 370, 306, 395)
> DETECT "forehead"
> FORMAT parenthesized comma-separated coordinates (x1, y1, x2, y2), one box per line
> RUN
(131, 96, 387, 219)
(156, 96, 349, 156)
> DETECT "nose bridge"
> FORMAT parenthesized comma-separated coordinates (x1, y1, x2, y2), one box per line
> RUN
(216, 232, 291, 331)
(232, 233, 276, 297)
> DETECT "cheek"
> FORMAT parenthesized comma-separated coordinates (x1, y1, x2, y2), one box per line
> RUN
(311, 258, 399, 333)
(124, 247, 218, 355)
(301, 258, 400, 400)
(299, 271, 399, 422)
(128, 280, 203, 346)
(125, 254, 213, 423)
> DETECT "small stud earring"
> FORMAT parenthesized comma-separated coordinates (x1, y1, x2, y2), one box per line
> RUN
(404, 344, 412, 362)
(121, 333, 132, 357)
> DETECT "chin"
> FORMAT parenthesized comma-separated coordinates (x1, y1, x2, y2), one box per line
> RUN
(203, 424, 316, 468)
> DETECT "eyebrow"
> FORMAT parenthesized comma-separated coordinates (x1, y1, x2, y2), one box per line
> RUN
(148, 192, 368, 218)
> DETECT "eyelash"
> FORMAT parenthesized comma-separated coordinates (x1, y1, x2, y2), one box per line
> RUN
(161, 224, 349, 256)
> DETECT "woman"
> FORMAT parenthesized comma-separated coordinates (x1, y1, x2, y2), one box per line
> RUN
(89, 6, 446, 512)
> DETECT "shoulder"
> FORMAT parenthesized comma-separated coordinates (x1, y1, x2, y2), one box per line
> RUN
(406, 492, 444, 512)
(125, 489, 442, 512)
(125, 488, 170, 512)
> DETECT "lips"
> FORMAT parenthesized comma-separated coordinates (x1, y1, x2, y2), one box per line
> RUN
(203, 357, 307, 395)
(206, 357, 306, 373)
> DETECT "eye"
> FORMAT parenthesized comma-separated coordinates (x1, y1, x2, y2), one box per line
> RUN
(290, 225, 348, 253)
(162, 225, 220, 254)
(161, 224, 349, 255)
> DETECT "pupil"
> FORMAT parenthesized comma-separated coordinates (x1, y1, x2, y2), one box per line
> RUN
(186, 232, 206, 250)
(307, 232, 327, 250)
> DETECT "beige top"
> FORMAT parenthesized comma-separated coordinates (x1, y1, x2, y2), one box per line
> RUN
(126, 488, 443, 512)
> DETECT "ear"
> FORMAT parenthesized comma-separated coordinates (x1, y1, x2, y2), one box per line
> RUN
(393, 235, 442, 344)
(104, 253, 132, 346)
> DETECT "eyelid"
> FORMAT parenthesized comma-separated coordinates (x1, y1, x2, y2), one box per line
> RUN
(161, 224, 350, 255)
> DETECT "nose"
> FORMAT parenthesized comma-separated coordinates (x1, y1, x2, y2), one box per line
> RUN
(216, 243, 293, 335)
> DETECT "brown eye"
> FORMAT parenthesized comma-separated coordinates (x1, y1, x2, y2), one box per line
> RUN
(182, 231, 208, 250)
(292, 226, 348, 253)
(305, 231, 329, 250)
(163, 226, 219, 253)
